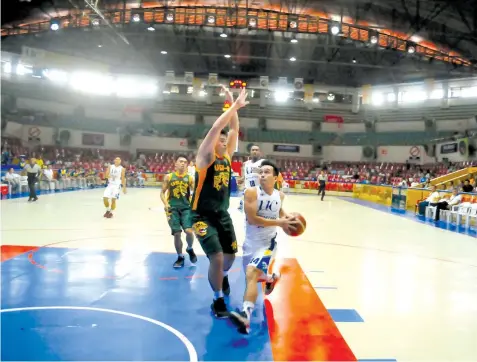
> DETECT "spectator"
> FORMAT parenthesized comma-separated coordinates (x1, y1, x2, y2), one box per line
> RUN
(41, 165, 60, 191)
(417, 185, 440, 215)
(434, 189, 462, 221)
(462, 179, 474, 193)
(2, 168, 21, 193)
(136, 169, 145, 187)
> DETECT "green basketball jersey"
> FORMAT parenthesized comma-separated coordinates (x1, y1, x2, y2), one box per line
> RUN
(192, 154, 232, 213)
(167, 172, 191, 209)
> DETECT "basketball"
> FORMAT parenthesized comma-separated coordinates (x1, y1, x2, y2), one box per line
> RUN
(283, 212, 306, 237)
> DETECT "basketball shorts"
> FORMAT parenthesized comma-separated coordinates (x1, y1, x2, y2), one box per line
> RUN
(103, 184, 121, 199)
(242, 235, 277, 274)
(167, 207, 193, 235)
(192, 210, 238, 255)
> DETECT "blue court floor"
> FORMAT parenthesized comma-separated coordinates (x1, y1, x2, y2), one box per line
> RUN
(1, 248, 271, 361)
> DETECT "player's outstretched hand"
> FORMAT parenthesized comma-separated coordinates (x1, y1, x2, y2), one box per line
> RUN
(233, 87, 249, 109)
(220, 84, 234, 103)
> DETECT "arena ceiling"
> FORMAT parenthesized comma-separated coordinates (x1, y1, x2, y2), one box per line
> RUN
(2, 0, 477, 87)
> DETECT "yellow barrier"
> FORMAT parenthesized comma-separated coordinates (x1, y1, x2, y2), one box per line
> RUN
(430, 167, 477, 186)
(353, 185, 434, 211)
(352, 184, 393, 206)
(406, 188, 431, 210)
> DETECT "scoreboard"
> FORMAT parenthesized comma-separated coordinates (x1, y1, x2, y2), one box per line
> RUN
(229, 79, 247, 89)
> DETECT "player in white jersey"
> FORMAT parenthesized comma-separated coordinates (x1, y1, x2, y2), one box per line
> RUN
(103, 157, 126, 218)
(230, 160, 297, 334)
(187, 160, 195, 196)
(238, 144, 264, 211)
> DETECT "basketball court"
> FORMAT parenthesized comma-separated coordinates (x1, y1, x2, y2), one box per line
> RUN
(2, 188, 477, 361)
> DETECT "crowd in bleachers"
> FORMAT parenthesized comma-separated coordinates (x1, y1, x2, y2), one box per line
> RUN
(2, 137, 477, 194)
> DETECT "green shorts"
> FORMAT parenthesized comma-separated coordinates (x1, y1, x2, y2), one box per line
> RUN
(191, 210, 238, 256)
(167, 207, 193, 235)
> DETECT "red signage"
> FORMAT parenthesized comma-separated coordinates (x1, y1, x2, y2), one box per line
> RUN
(324, 115, 344, 123)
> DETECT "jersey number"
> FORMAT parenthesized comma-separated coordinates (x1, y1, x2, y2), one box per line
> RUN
(249, 180, 255, 187)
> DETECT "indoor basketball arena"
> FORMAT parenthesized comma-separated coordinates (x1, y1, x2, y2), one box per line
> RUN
(1, 1, 477, 361)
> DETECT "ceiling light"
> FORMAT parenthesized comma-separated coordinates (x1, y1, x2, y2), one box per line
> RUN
(370, 35, 378, 44)
(290, 38, 298, 43)
(92, 19, 100, 26)
(289, 57, 296, 61)
(132, 14, 140, 22)
(98, 44, 102, 48)
(224, 54, 231, 58)
(289, 21, 297, 29)
(161, 51, 167, 55)
(147, 26, 155, 31)
(407, 46, 416, 54)
(352, 58, 356, 63)
(248, 18, 257, 27)
(331, 25, 340, 35)
(220, 33, 227, 38)
(50, 23, 59, 31)
(166, 13, 174, 22)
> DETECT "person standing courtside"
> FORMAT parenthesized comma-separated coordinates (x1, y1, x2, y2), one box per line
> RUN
(24, 158, 41, 202)
(317, 170, 327, 201)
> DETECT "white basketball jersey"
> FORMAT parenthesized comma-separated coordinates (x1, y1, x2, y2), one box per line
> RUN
(244, 187, 281, 249)
(108, 165, 123, 185)
(188, 165, 195, 178)
(243, 159, 264, 189)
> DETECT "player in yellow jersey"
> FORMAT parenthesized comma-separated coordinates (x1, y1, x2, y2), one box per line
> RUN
(191, 86, 249, 318)
(160, 154, 197, 268)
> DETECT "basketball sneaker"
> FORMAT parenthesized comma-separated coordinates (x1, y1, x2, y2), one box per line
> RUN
(229, 310, 250, 334)
(186, 248, 197, 264)
(264, 272, 280, 295)
(222, 275, 230, 296)
(211, 297, 229, 318)
(173, 255, 185, 268)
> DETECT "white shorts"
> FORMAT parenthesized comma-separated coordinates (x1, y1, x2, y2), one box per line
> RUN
(103, 184, 121, 199)
(242, 236, 278, 275)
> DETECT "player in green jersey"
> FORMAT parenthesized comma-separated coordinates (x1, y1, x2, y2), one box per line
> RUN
(161, 154, 197, 268)
(191, 86, 249, 318)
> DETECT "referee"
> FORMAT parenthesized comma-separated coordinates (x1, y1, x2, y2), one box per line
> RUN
(24, 158, 41, 202)
(317, 170, 327, 201)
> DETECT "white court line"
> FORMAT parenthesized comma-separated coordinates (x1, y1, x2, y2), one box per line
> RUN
(0, 306, 198, 362)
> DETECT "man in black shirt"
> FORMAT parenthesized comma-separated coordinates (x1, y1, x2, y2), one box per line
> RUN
(462, 179, 474, 193)
(24, 158, 41, 202)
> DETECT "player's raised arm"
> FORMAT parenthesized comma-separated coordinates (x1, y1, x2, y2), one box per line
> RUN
(196, 87, 249, 169)
(222, 86, 239, 156)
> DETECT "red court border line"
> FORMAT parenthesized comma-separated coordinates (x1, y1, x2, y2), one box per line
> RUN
(267, 258, 357, 361)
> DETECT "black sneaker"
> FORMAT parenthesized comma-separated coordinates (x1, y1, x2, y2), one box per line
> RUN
(222, 275, 230, 296)
(186, 248, 197, 264)
(210, 297, 229, 318)
(173, 256, 185, 268)
(229, 310, 250, 334)
(264, 272, 280, 295)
